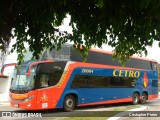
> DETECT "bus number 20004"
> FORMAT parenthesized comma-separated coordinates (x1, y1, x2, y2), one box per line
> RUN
(82, 69, 94, 73)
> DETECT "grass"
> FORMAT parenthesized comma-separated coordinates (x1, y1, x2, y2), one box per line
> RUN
(48, 105, 141, 120)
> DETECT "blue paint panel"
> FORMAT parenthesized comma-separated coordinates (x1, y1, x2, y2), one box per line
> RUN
(72, 88, 133, 104)
(56, 67, 158, 107)
(25, 61, 37, 73)
(72, 67, 114, 76)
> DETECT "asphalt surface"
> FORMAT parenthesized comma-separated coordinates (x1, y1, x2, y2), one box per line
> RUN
(0, 97, 160, 120)
(0, 103, 141, 120)
(117, 98, 160, 120)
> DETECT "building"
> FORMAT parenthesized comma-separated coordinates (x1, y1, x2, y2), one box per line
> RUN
(0, 42, 17, 102)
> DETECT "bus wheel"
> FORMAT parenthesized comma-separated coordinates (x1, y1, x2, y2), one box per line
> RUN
(63, 95, 76, 112)
(141, 93, 147, 104)
(132, 93, 140, 105)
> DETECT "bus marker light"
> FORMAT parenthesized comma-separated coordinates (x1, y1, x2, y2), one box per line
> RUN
(12, 94, 29, 100)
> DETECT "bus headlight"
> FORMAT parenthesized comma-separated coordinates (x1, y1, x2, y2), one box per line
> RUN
(23, 95, 34, 102)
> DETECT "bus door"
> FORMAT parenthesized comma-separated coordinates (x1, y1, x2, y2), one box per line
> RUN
(35, 62, 65, 109)
(36, 74, 52, 109)
(35, 62, 55, 109)
(36, 72, 63, 109)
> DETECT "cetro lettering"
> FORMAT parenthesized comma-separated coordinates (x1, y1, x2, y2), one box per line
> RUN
(113, 69, 140, 78)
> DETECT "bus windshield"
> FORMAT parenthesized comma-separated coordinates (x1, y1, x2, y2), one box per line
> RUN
(10, 65, 37, 91)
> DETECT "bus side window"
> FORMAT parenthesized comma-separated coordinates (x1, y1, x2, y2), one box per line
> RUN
(71, 75, 87, 88)
(151, 62, 158, 70)
(39, 74, 49, 88)
(49, 70, 63, 86)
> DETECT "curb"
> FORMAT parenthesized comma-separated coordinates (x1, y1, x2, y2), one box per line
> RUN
(107, 106, 148, 120)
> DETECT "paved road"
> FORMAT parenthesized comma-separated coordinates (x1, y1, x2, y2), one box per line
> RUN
(117, 97, 160, 120)
(0, 98, 159, 120)
(0, 103, 142, 120)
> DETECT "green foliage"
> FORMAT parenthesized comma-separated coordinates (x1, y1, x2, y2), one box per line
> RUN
(1, 0, 160, 64)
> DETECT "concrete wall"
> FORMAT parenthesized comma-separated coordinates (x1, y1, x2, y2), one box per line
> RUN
(0, 77, 11, 102)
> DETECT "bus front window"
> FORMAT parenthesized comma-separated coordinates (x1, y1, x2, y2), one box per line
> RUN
(10, 65, 37, 92)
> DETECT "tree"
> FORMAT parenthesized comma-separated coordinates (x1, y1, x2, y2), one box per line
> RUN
(1, 0, 160, 64)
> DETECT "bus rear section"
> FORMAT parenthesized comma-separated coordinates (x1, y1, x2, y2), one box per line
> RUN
(9, 61, 158, 111)
(55, 62, 158, 111)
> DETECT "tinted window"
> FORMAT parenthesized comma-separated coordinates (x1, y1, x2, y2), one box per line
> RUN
(36, 61, 66, 88)
(70, 49, 154, 70)
(151, 62, 158, 70)
(41, 45, 70, 61)
(49, 70, 63, 86)
(71, 75, 86, 88)
(152, 80, 158, 87)
(71, 75, 137, 88)
(71, 75, 110, 88)
(110, 77, 137, 88)
(39, 74, 49, 88)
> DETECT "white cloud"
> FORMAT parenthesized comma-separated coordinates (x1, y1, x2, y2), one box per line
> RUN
(145, 41, 160, 63)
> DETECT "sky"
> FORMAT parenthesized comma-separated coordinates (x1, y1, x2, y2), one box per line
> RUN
(144, 41, 160, 63)
(99, 41, 160, 63)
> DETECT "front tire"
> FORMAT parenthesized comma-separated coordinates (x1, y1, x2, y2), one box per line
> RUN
(132, 93, 140, 105)
(63, 95, 76, 112)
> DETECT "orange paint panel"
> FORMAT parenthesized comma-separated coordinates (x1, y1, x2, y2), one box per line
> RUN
(34, 64, 76, 109)
(10, 90, 37, 110)
(69, 62, 144, 70)
(36, 89, 55, 109)
(148, 94, 158, 100)
(49, 69, 73, 107)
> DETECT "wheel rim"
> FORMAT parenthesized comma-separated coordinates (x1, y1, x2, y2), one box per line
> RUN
(142, 95, 146, 102)
(134, 95, 138, 103)
(66, 98, 73, 108)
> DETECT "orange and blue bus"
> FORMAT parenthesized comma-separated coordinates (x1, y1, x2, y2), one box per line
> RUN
(9, 44, 158, 111)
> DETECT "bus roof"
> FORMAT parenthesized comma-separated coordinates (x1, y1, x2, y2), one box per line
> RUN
(90, 48, 158, 63)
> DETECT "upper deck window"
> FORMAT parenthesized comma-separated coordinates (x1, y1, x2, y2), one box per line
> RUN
(40, 45, 70, 61)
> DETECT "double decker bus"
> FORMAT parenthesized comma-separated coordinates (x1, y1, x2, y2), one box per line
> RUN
(9, 44, 158, 111)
